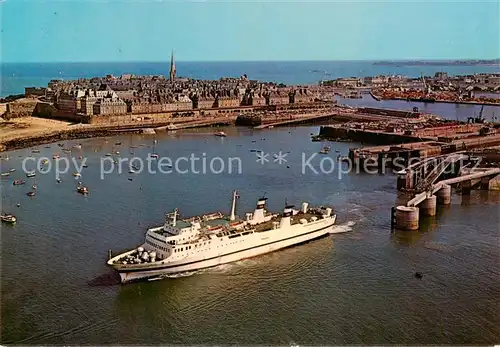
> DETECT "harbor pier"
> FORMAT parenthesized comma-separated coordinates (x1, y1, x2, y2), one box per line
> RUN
(392, 165, 500, 231)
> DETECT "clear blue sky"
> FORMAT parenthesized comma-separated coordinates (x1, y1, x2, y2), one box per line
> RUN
(1, 0, 498, 62)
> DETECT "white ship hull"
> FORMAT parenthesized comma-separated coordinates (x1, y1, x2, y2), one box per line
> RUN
(113, 215, 337, 283)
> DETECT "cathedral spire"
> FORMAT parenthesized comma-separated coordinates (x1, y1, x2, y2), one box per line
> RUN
(169, 49, 176, 82)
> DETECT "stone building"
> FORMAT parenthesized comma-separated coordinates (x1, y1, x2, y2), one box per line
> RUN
(218, 96, 241, 108)
(56, 93, 78, 113)
(269, 93, 289, 105)
(93, 98, 127, 115)
(80, 96, 99, 115)
(198, 98, 216, 109)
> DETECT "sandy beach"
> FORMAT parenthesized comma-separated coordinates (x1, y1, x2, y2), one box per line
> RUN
(0, 117, 75, 143)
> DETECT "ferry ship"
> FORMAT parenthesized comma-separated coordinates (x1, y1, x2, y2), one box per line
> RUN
(107, 192, 339, 283)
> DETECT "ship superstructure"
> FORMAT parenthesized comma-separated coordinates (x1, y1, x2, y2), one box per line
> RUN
(107, 191, 339, 283)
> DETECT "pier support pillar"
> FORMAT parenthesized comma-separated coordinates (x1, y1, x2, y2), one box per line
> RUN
(406, 170, 415, 190)
(480, 177, 490, 190)
(397, 174, 406, 190)
(394, 206, 419, 231)
(378, 152, 387, 173)
(419, 195, 437, 217)
(436, 184, 451, 205)
(462, 180, 472, 195)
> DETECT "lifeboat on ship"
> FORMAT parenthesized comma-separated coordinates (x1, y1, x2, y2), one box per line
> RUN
(229, 221, 245, 229)
(208, 225, 224, 232)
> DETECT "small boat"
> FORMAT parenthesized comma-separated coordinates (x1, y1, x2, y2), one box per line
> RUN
(32, 184, 38, 190)
(26, 172, 36, 178)
(56, 178, 62, 183)
(105, 153, 112, 157)
(32, 149, 40, 153)
(9, 168, 15, 172)
(149, 153, 159, 159)
(63, 148, 71, 153)
(115, 151, 120, 155)
(128, 178, 133, 181)
(26, 191, 36, 197)
(214, 131, 227, 137)
(76, 186, 89, 195)
(319, 147, 330, 155)
(1, 172, 10, 177)
(1, 214, 16, 224)
(73, 172, 81, 177)
(73, 144, 82, 149)
(82, 164, 89, 168)
(45, 145, 51, 148)
(13, 180, 25, 186)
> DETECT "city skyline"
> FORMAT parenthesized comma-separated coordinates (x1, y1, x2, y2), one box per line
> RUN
(1, 0, 498, 63)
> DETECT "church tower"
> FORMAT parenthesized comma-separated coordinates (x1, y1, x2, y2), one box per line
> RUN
(169, 50, 176, 82)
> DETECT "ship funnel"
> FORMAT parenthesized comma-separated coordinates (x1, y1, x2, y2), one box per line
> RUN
(284, 205, 294, 216)
(325, 207, 332, 217)
(280, 204, 294, 228)
(251, 196, 268, 224)
(301, 202, 309, 213)
(256, 197, 267, 208)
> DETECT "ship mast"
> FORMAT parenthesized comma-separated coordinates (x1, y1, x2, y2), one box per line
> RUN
(172, 208, 178, 227)
(230, 191, 239, 221)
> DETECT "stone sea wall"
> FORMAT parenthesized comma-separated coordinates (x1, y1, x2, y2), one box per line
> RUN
(4, 100, 38, 119)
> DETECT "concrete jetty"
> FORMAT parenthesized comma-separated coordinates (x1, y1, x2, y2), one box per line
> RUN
(392, 156, 500, 231)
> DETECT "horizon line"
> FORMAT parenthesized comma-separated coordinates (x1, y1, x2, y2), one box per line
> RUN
(2, 58, 500, 64)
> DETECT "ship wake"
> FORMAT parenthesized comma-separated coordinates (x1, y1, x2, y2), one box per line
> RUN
(329, 220, 356, 234)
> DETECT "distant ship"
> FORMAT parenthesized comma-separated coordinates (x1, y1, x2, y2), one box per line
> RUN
(107, 191, 339, 283)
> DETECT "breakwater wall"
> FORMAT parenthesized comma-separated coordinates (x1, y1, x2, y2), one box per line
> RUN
(35, 102, 90, 122)
(236, 115, 262, 126)
(389, 97, 500, 107)
(4, 100, 38, 119)
(358, 107, 420, 118)
(319, 126, 425, 145)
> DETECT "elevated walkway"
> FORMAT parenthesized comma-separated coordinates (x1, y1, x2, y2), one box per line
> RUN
(407, 168, 500, 206)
